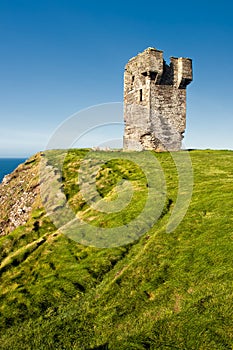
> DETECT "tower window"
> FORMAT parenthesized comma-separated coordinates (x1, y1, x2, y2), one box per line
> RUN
(140, 89, 143, 102)
(149, 71, 157, 81)
(130, 75, 135, 90)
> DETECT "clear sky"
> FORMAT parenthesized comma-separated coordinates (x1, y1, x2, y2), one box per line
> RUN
(0, 0, 233, 157)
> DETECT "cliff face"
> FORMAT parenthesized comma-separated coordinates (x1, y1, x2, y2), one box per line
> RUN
(0, 153, 41, 236)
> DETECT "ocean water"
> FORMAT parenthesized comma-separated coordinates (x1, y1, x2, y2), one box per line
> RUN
(0, 158, 27, 183)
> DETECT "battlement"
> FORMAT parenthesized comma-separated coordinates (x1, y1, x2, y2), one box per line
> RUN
(125, 47, 192, 91)
(126, 48, 164, 83)
(124, 47, 193, 151)
(170, 57, 192, 88)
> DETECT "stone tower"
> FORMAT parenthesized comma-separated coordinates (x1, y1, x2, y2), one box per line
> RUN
(123, 47, 192, 151)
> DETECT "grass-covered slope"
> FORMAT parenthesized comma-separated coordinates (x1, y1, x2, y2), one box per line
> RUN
(0, 150, 233, 349)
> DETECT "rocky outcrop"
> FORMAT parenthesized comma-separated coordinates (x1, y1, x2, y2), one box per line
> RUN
(0, 154, 41, 236)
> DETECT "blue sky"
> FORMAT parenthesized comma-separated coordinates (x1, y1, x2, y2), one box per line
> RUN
(0, 0, 233, 157)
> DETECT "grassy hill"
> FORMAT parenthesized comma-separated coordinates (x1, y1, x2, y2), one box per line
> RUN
(0, 149, 233, 349)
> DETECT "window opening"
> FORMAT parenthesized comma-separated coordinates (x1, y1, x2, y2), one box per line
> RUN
(140, 89, 143, 102)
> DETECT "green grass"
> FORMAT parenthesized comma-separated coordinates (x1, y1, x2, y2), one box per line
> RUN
(0, 149, 233, 349)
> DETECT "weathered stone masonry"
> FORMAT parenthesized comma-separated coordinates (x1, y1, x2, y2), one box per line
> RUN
(123, 47, 193, 151)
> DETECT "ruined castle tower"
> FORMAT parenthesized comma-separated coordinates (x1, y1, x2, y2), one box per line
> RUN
(123, 47, 192, 151)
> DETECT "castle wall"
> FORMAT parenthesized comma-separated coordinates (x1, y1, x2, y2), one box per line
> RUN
(149, 85, 186, 151)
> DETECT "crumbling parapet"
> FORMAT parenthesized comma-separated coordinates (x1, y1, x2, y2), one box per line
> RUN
(123, 47, 193, 151)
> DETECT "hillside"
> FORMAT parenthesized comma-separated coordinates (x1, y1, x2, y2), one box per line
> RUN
(0, 149, 233, 349)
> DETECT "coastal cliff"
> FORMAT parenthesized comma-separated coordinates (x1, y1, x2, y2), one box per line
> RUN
(0, 154, 41, 236)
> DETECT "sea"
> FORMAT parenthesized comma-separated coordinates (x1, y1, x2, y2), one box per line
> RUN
(0, 158, 27, 183)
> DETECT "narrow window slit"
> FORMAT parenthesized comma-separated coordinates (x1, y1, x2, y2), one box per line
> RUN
(140, 89, 143, 102)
